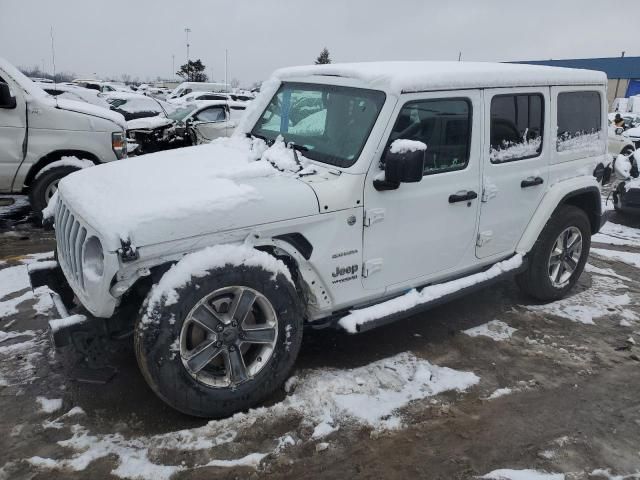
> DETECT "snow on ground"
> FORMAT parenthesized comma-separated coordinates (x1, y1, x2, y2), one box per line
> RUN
(0, 261, 54, 317)
(0, 195, 30, 219)
(480, 469, 564, 480)
(463, 320, 517, 341)
(0, 332, 44, 387)
(591, 248, 640, 269)
(585, 263, 632, 282)
(590, 469, 640, 479)
(36, 397, 63, 413)
(27, 352, 478, 479)
(593, 222, 640, 247)
(526, 274, 637, 325)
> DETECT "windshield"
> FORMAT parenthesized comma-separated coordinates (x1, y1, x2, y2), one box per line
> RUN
(251, 82, 386, 168)
(167, 104, 198, 121)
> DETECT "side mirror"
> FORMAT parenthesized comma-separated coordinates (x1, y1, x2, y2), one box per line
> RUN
(615, 127, 624, 135)
(0, 82, 16, 109)
(374, 140, 426, 191)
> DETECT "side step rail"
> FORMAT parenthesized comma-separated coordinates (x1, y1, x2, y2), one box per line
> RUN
(338, 254, 526, 334)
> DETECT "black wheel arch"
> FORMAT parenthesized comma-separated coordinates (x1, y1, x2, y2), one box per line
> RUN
(556, 186, 602, 234)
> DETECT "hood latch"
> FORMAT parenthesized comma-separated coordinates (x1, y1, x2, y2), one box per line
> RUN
(118, 238, 139, 262)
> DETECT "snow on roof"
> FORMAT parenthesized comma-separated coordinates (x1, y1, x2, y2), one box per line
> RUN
(274, 61, 607, 93)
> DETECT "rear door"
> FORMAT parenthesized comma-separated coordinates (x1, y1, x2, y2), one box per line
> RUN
(476, 88, 550, 258)
(0, 75, 26, 192)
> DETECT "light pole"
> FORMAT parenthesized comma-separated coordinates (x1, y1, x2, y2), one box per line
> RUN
(172, 54, 175, 82)
(184, 27, 191, 81)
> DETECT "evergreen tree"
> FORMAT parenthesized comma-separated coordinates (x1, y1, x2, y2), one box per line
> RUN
(176, 59, 208, 82)
(315, 48, 331, 65)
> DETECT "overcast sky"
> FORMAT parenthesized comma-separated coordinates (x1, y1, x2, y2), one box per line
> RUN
(1, 0, 636, 86)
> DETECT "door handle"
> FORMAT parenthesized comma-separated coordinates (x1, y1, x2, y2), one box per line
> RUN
(521, 176, 544, 188)
(448, 190, 478, 203)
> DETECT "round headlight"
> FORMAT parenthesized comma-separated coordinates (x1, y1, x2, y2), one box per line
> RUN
(83, 236, 104, 280)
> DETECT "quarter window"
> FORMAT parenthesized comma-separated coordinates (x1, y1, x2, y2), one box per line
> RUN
(388, 99, 471, 175)
(556, 91, 603, 154)
(490, 94, 544, 163)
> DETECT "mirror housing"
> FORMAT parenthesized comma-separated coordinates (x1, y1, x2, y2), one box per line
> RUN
(383, 144, 425, 184)
(0, 82, 16, 109)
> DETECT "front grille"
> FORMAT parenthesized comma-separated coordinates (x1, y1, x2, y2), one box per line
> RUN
(55, 198, 88, 289)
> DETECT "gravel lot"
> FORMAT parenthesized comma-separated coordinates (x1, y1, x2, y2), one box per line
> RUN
(1, 195, 639, 480)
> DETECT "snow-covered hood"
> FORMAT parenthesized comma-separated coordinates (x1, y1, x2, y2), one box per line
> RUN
(56, 137, 320, 250)
(126, 116, 173, 131)
(51, 97, 126, 129)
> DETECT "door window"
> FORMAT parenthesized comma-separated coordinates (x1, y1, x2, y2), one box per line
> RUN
(195, 106, 226, 122)
(388, 99, 471, 175)
(490, 94, 544, 163)
(556, 91, 604, 154)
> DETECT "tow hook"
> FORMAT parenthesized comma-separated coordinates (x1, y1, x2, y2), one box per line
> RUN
(118, 238, 139, 262)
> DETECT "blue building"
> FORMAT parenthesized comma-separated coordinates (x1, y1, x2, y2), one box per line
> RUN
(513, 56, 640, 106)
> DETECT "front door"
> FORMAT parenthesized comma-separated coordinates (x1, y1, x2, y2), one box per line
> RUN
(362, 90, 482, 291)
(191, 105, 230, 142)
(0, 75, 26, 192)
(476, 88, 550, 259)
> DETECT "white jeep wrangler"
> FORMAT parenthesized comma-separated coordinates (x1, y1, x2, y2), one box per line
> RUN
(36, 62, 609, 418)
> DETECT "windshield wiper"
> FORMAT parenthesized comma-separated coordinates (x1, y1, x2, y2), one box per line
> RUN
(247, 132, 270, 144)
(288, 142, 308, 152)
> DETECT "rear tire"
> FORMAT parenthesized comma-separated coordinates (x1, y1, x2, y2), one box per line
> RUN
(516, 205, 591, 301)
(135, 264, 303, 418)
(29, 166, 81, 216)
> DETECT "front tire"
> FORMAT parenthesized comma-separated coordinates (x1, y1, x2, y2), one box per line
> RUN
(135, 264, 303, 418)
(29, 166, 80, 216)
(516, 205, 591, 301)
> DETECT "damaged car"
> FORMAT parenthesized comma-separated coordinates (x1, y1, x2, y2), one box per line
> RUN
(126, 100, 246, 154)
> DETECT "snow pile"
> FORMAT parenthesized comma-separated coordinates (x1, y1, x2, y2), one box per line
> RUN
(526, 274, 637, 324)
(614, 154, 633, 179)
(490, 137, 541, 163)
(27, 353, 477, 479)
(261, 136, 308, 172)
(35, 157, 94, 179)
(389, 139, 427, 154)
(480, 469, 564, 480)
(593, 222, 640, 247)
(142, 244, 292, 326)
(556, 131, 605, 156)
(340, 254, 523, 333)
(625, 178, 640, 192)
(591, 248, 640, 269)
(463, 320, 517, 341)
(590, 468, 640, 479)
(36, 397, 63, 414)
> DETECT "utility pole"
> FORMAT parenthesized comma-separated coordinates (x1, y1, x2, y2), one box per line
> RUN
(225, 49, 228, 91)
(172, 54, 175, 82)
(185, 27, 191, 81)
(458, 51, 462, 62)
(41, 58, 45, 75)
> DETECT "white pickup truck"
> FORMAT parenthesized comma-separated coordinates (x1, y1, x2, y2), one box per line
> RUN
(0, 58, 127, 214)
(36, 61, 609, 418)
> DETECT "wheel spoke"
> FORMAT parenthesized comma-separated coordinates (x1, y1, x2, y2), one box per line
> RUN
(230, 288, 257, 326)
(191, 304, 225, 333)
(555, 262, 565, 283)
(185, 341, 223, 373)
(224, 348, 248, 384)
(242, 327, 277, 345)
(567, 233, 581, 250)
(564, 256, 577, 271)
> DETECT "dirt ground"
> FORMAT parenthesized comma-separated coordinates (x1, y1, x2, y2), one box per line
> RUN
(1, 194, 640, 480)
